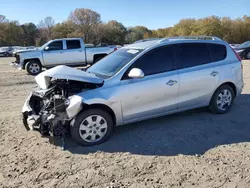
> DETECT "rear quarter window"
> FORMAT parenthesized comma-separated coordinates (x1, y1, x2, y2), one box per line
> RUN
(207, 43, 227, 62)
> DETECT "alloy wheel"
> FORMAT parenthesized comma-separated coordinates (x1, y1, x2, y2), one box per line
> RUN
(216, 89, 232, 111)
(29, 63, 40, 74)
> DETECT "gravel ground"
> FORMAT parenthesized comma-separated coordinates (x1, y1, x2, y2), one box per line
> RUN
(0, 57, 250, 188)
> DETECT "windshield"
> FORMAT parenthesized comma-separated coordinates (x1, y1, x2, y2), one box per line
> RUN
(87, 48, 143, 78)
(238, 41, 250, 48)
(39, 41, 51, 50)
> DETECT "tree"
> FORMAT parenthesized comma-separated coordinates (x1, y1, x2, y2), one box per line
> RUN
(125, 26, 150, 43)
(21, 23, 37, 46)
(2, 21, 23, 46)
(0, 15, 8, 23)
(38, 16, 55, 40)
(68, 8, 101, 42)
(102, 20, 127, 44)
(52, 21, 75, 39)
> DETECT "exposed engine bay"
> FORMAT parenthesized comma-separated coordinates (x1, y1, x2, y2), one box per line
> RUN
(22, 78, 102, 149)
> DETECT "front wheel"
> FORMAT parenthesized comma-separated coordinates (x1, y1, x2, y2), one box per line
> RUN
(209, 85, 235, 114)
(70, 109, 114, 146)
(25, 61, 42, 75)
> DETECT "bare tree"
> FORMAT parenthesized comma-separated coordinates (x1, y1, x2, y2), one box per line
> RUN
(38, 16, 55, 39)
(0, 15, 8, 23)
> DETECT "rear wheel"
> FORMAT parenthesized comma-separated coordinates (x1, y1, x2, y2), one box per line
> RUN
(209, 84, 235, 114)
(70, 109, 114, 146)
(25, 60, 42, 75)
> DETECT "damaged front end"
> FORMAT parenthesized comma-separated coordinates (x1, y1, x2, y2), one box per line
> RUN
(22, 66, 104, 149)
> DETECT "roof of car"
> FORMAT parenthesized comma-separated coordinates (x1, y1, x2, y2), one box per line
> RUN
(124, 40, 162, 50)
(124, 36, 225, 50)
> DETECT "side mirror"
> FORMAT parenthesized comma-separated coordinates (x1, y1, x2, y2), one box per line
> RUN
(128, 68, 145, 79)
(44, 46, 49, 51)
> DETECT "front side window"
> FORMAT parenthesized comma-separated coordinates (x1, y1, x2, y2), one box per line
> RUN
(47, 41, 63, 51)
(175, 43, 210, 69)
(128, 46, 175, 76)
(66, 40, 81, 49)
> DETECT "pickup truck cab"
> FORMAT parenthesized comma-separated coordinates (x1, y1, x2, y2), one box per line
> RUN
(15, 38, 116, 75)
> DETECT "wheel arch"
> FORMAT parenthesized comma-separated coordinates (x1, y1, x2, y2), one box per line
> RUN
(23, 58, 42, 68)
(218, 82, 237, 97)
(210, 82, 237, 105)
(81, 103, 117, 125)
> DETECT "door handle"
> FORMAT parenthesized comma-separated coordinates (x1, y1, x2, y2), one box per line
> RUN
(60, 51, 64, 54)
(166, 80, 177, 86)
(210, 71, 219, 77)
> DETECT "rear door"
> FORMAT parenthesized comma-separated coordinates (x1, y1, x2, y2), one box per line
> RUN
(64, 39, 86, 65)
(175, 42, 221, 109)
(119, 45, 179, 122)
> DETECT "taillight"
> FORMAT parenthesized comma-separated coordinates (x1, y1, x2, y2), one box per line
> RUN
(230, 46, 243, 70)
(114, 47, 118, 51)
(230, 46, 241, 62)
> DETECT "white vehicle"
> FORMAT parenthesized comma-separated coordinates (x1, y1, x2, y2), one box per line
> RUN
(13, 38, 117, 75)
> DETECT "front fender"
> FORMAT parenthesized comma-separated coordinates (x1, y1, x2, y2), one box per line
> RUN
(82, 98, 123, 126)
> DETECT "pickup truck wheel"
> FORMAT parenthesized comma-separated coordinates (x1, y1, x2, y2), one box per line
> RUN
(70, 109, 114, 146)
(25, 61, 42, 75)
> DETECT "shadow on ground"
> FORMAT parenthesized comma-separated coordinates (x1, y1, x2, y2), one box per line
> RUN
(62, 94, 250, 156)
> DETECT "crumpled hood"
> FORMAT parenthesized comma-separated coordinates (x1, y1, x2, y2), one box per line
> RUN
(35, 65, 104, 89)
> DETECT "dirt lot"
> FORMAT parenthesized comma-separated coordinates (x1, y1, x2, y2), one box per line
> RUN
(0, 57, 250, 188)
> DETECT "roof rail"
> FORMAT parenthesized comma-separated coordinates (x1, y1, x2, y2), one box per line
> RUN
(133, 38, 161, 43)
(159, 36, 223, 43)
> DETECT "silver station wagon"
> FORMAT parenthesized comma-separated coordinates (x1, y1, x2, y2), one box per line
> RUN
(22, 36, 244, 147)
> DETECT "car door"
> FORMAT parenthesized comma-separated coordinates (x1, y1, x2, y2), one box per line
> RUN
(63, 39, 86, 65)
(119, 45, 179, 123)
(175, 42, 220, 109)
(42, 40, 65, 66)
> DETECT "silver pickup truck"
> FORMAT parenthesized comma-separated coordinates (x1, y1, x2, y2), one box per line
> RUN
(12, 38, 116, 75)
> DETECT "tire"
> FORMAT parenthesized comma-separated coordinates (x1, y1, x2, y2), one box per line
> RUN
(70, 108, 114, 146)
(209, 84, 235, 114)
(246, 52, 250, 60)
(25, 60, 42, 75)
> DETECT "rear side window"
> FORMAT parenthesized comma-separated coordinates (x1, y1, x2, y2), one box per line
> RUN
(207, 43, 226, 62)
(131, 46, 175, 76)
(66, 40, 81, 49)
(175, 43, 210, 69)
